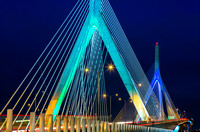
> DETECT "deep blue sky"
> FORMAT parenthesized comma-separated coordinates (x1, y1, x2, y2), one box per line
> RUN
(0, 0, 199, 129)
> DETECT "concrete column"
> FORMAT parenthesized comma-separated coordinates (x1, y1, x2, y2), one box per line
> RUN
(122, 124, 125, 132)
(63, 117, 68, 132)
(128, 125, 130, 132)
(56, 115, 61, 132)
(96, 120, 100, 132)
(6, 109, 13, 132)
(133, 125, 136, 131)
(108, 122, 110, 132)
(111, 123, 114, 132)
(87, 119, 91, 132)
(105, 122, 108, 132)
(76, 118, 80, 132)
(117, 124, 120, 132)
(100, 121, 104, 132)
(48, 115, 53, 132)
(92, 120, 95, 132)
(39, 113, 45, 132)
(30, 112, 35, 132)
(82, 119, 86, 132)
(114, 123, 118, 132)
(70, 117, 75, 132)
(125, 124, 128, 132)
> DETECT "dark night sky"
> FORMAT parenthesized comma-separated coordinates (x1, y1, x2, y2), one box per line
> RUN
(0, 0, 200, 129)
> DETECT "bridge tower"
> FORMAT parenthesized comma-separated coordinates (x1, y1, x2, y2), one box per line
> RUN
(45, 0, 150, 121)
(151, 42, 180, 120)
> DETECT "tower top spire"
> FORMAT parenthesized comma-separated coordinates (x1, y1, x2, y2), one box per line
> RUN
(156, 42, 158, 45)
(155, 42, 159, 71)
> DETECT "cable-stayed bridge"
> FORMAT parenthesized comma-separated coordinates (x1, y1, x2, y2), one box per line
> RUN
(0, 0, 191, 131)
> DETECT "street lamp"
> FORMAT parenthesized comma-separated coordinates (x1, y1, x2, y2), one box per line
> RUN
(138, 83, 142, 87)
(102, 93, 119, 122)
(107, 63, 115, 72)
(84, 67, 89, 73)
(103, 94, 112, 122)
(85, 63, 115, 118)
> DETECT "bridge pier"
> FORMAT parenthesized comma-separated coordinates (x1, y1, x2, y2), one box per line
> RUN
(87, 119, 91, 132)
(96, 120, 100, 132)
(111, 123, 114, 132)
(30, 112, 35, 132)
(92, 120, 95, 132)
(76, 118, 80, 132)
(56, 115, 61, 132)
(6, 109, 13, 132)
(39, 113, 45, 132)
(63, 117, 68, 132)
(100, 121, 104, 132)
(82, 119, 86, 132)
(48, 115, 53, 132)
(70, 117, 75, 132)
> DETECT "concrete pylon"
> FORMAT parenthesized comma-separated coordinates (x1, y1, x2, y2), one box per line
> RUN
(92, 120, 96, 132)
(70, 117, 75, 132)
(76, 118, 81, 132)
(30, 112, 35, 132)
(56, 115, 61, 132)
(39, 113, 45, 132)
(100, 121, 104, 132)
(87, 119, 91, 132)
(82, 119, 86, 132)
(6, 109, 13, 132)
(48, 115, 53, 132)
(63, 117, 68, 132)
(96, 120, 100, 132)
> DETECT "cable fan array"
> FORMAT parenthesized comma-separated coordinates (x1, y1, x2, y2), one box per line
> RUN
(0, 0, 180, 130)
(101, 0, 163, 120)
(0, 0, 109, 130)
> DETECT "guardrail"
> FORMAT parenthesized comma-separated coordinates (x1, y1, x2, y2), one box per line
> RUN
(2, 109, 173, 132)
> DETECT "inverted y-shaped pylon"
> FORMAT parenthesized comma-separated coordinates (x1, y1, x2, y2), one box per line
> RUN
(46, 0, 150, 121)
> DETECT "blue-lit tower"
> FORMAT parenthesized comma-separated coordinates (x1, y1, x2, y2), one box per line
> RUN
(151, 42, 180, 120)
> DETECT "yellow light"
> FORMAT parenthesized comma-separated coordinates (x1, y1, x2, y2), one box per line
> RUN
(107, 63, 115, 71)
(119, 98, 122, 101)
(103, 94, 106, 98)
(84, 68, 89, 73)
(130, 100, 133, 103)
(115, 93, 118, 97)
(138, 83, 142, 87)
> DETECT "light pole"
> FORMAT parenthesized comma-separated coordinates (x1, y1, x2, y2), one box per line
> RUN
(84, 63, 115, 121)
(103, 94, 112, 122)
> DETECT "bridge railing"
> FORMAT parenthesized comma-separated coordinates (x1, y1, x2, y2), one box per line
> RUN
(3, 109, 173, 132)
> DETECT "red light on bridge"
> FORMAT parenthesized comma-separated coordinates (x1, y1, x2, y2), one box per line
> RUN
(156, 42, 158, 45)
